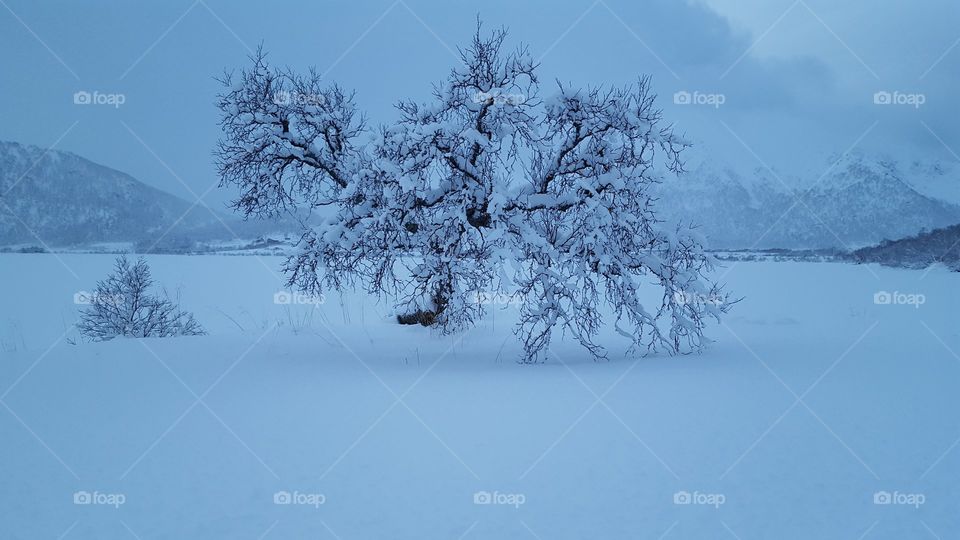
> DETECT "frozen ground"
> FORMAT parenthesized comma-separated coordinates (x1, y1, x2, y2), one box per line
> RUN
(1, 254, 958, 539)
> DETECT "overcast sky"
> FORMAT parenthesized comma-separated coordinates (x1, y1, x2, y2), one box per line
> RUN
(1, 0, 957, 206)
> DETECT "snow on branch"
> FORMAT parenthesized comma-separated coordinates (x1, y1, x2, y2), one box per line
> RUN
(215, 24, 733, 363)
(77, 256, 205, 341)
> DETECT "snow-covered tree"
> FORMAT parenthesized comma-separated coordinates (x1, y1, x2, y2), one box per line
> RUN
(77, 256, 204, 341)
(216, 24, 732, 362)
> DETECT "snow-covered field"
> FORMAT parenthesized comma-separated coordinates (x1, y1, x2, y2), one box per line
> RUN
(1, 254, 958, 539)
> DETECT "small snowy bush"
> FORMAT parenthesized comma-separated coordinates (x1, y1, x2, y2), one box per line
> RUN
(216, 23, 732, 362)
(77, 256, 205, 341)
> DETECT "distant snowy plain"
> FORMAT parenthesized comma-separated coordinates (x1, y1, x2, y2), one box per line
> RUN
(1, 254, 958, 539)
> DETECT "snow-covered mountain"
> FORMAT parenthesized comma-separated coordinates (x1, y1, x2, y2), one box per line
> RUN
(902, 158, 960, 205)
(2, 140, 956, 252)
(0, 141, 284, 250)
(655, 152, 960, 249)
